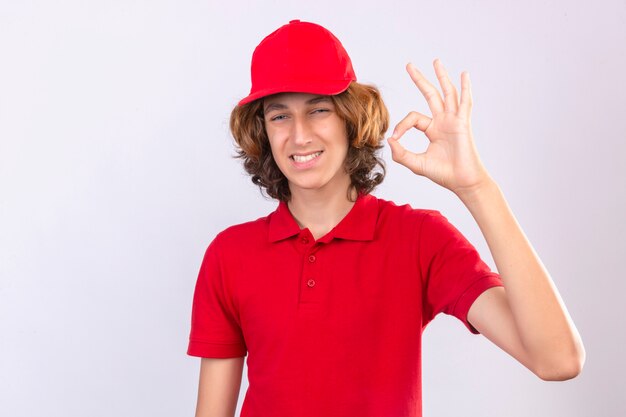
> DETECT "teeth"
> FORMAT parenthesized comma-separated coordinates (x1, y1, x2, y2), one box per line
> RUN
(292, 152, 322, 163)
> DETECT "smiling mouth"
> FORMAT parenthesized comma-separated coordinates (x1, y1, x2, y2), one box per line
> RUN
(291, 151, 323, 163)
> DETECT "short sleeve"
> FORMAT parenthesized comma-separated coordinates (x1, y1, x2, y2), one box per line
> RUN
(187, 238, 247, 358)
(419, 212, 503, 334)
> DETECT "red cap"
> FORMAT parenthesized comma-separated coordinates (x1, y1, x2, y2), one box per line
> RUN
(238, 20, 357, 106)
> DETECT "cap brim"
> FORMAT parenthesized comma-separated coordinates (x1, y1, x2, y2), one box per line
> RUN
(237, 79, 353, 106)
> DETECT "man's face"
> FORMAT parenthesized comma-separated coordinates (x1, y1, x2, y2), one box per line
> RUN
(263, 92, 350, 196)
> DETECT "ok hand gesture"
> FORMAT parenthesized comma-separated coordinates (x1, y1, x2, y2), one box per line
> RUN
(388, 59, 491, 197)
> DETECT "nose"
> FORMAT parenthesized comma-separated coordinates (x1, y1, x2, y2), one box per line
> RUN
(291, 115, 313, 146)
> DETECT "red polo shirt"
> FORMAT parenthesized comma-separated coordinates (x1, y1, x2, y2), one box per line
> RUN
(188, 193, 502, 417)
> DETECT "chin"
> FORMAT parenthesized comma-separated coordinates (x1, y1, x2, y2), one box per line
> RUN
(285, 171, 350, 196)
(290, 181, 329, 192)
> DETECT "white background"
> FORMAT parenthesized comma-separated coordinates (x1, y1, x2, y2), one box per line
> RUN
(1, 0, 625, 416)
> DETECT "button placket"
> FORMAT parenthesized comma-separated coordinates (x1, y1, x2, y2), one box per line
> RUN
(300, 244, 322, 304)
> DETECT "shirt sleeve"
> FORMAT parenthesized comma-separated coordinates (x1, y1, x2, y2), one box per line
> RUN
(187, 237, 247, 358)
(418, 211, 503, 334)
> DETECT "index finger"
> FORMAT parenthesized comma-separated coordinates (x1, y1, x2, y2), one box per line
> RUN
(390, 110, 432, 140)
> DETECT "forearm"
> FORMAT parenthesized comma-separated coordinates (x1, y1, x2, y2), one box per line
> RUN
(386, 57, 584, 377)
(457, 178, 585, 377)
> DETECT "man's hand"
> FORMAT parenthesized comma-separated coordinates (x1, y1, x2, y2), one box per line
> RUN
(389, 59, 585, 380)
(388, 59, 490, 197)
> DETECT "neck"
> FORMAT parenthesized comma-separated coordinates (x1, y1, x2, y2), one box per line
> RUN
(287, 184, 358, 240)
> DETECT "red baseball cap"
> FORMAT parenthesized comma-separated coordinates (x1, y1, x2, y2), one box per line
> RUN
(238, 20, 357, 106)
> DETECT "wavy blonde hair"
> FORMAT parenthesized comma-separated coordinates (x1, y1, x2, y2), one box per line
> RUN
(229, 82, 389, 201)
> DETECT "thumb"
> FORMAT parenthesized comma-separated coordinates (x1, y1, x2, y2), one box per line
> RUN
(387, 137, 427, 176)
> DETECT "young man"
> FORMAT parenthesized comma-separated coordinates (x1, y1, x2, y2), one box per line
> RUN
(188, 20, 585, 417)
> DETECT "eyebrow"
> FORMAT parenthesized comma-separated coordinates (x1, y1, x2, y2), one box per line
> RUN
(263, 95, 332, 113)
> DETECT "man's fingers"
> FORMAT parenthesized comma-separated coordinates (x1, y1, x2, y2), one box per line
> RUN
(387, 136, 408, 164)
(388, 108, 430, 177)
(387, 137, 427, 176)
(433, 59, 459, 114)
(390, 110, 432, 140)
(459, 71, 473, 118)
(406, 63, 444, 114)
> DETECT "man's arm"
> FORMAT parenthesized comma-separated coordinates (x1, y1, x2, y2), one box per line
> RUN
(195, 357, 244, 417)
(461, 179, 584, 381)
(387, 59, 585, 380)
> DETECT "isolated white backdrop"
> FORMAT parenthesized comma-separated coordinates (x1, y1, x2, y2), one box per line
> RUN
(1, 1, 625, 416)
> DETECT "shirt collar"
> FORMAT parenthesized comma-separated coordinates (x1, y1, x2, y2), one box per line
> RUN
(268, 193, 379, 243)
